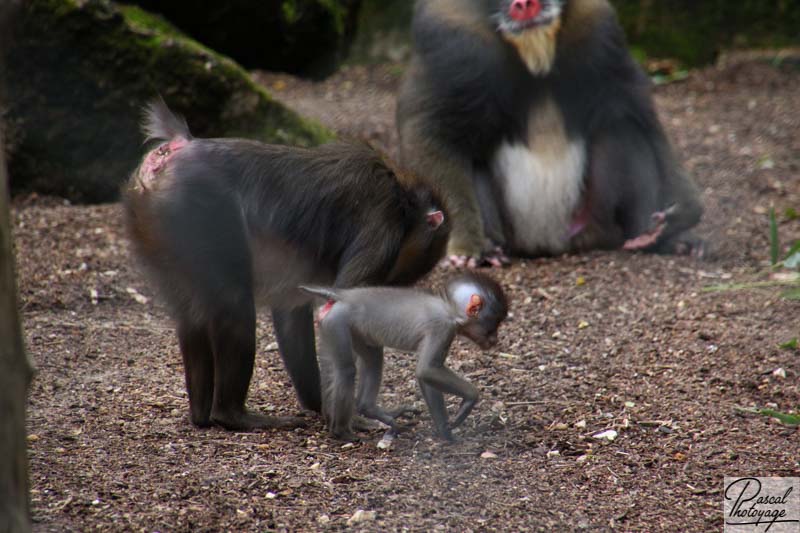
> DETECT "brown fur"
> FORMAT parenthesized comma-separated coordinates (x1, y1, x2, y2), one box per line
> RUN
(559, 0, 613, 46)
(526, 96, 569, 158)
(123, 178, 165, 263)
(502, 19, 561, 75)
(426, 0, 497, 45)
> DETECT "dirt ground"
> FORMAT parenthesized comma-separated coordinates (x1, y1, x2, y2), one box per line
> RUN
(14, 59, 800, 532)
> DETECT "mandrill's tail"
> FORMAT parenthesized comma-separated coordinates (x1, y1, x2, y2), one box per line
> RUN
(298, 286, 342, 302)
(142, 96, 193, 143)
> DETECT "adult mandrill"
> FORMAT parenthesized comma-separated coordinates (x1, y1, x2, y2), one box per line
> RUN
(397, 0, 704, 266)
(124, 99, 450, 431)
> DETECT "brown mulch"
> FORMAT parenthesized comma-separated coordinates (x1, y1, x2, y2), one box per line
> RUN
(15, 59, 800, 532)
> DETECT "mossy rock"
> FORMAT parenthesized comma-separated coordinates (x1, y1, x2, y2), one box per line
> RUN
(612, 0, 800, 66)
(127, 0, 360, 79)
(3, 0, 332, 203)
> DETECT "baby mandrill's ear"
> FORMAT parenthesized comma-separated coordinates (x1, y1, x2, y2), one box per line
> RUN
(466, 294, 484, 317)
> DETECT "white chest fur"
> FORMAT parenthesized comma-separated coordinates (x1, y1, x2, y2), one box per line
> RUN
(492, 98, 586, 254)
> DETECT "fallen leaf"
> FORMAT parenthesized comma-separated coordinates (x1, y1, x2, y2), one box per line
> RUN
(347, 510, 376, 525)
(593, 430, 618, 441)
(377, 430, 395, 450)
(125, 287, 149, 304)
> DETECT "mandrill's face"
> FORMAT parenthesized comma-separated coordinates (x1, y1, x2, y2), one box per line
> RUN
(493, 0, 564, 34)
(493, 0, 565, 75)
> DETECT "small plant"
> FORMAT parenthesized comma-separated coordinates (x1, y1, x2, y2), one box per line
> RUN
(736, 406, 800, 427)
(770, 208, 800, 300)
(705, 207, 800, 298)
(779, 338, 798, 350)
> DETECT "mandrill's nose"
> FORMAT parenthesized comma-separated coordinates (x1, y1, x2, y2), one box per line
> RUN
(509, 0, 541, 22)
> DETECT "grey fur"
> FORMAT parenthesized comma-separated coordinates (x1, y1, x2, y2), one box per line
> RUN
(310, 274, 508, 441)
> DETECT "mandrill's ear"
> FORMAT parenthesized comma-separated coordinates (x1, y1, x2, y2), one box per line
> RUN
(466, 294, 484, 317)
(427, 211, 444, 229)
(427, 210, 445, 229)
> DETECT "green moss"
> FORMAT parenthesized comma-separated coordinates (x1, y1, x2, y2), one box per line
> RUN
(36, 0, 81, 18)
(120, 3, 333, 144)
(119, 4, 182, 39)
(612, 0, 800, 66)
(282, 0, 299, 25)
(6, 0, 331, 202)
(316, 0, 347, 35)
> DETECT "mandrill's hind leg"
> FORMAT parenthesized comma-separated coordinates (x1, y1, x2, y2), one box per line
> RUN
(177, 321, 214, 428)
(208, 302, 306, 431)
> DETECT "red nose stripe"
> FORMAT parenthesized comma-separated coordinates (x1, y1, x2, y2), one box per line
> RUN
(510, 0, 541, 21)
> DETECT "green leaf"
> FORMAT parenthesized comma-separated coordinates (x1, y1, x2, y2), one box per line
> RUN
(757, 409, 800, 426)
(703, 280, 797, 293)
(785, 207, 799, 221)
(784, 241, 800, 269)
(629, 46, 648, 65)
(782, 288, 800, 300)
(769, 207, 779, 265)
(758, 156, 776, 170)
(779, 338, 798, 350)
(651, 70, 689, 86)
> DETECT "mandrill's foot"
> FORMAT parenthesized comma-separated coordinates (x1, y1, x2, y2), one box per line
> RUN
(444, 246, 511, 269)
(352, 415, 381, 432)
(386, 405, 422, 420)
(332, 428, 361, 442)
(385, 405, 421, 434)
(444, 255, 479, 268)
(667, 234, 707, 259)
(356, 405, 421, 434)
(209, 409, 307, 431)
(623, 210, 670, 251)
(623, 206, 706, 259)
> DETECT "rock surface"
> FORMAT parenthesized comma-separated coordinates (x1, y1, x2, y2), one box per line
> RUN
(4, 0, 330, 203)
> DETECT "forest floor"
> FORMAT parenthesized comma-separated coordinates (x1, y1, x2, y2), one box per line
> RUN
(15, 58, 800, 532)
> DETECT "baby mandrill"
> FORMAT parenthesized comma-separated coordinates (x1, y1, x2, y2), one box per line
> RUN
(300, 272, 508, 441)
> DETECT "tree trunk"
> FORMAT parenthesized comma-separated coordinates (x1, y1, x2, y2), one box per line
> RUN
(0, 0, 34, 530)
(0, 123, 34, 533)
